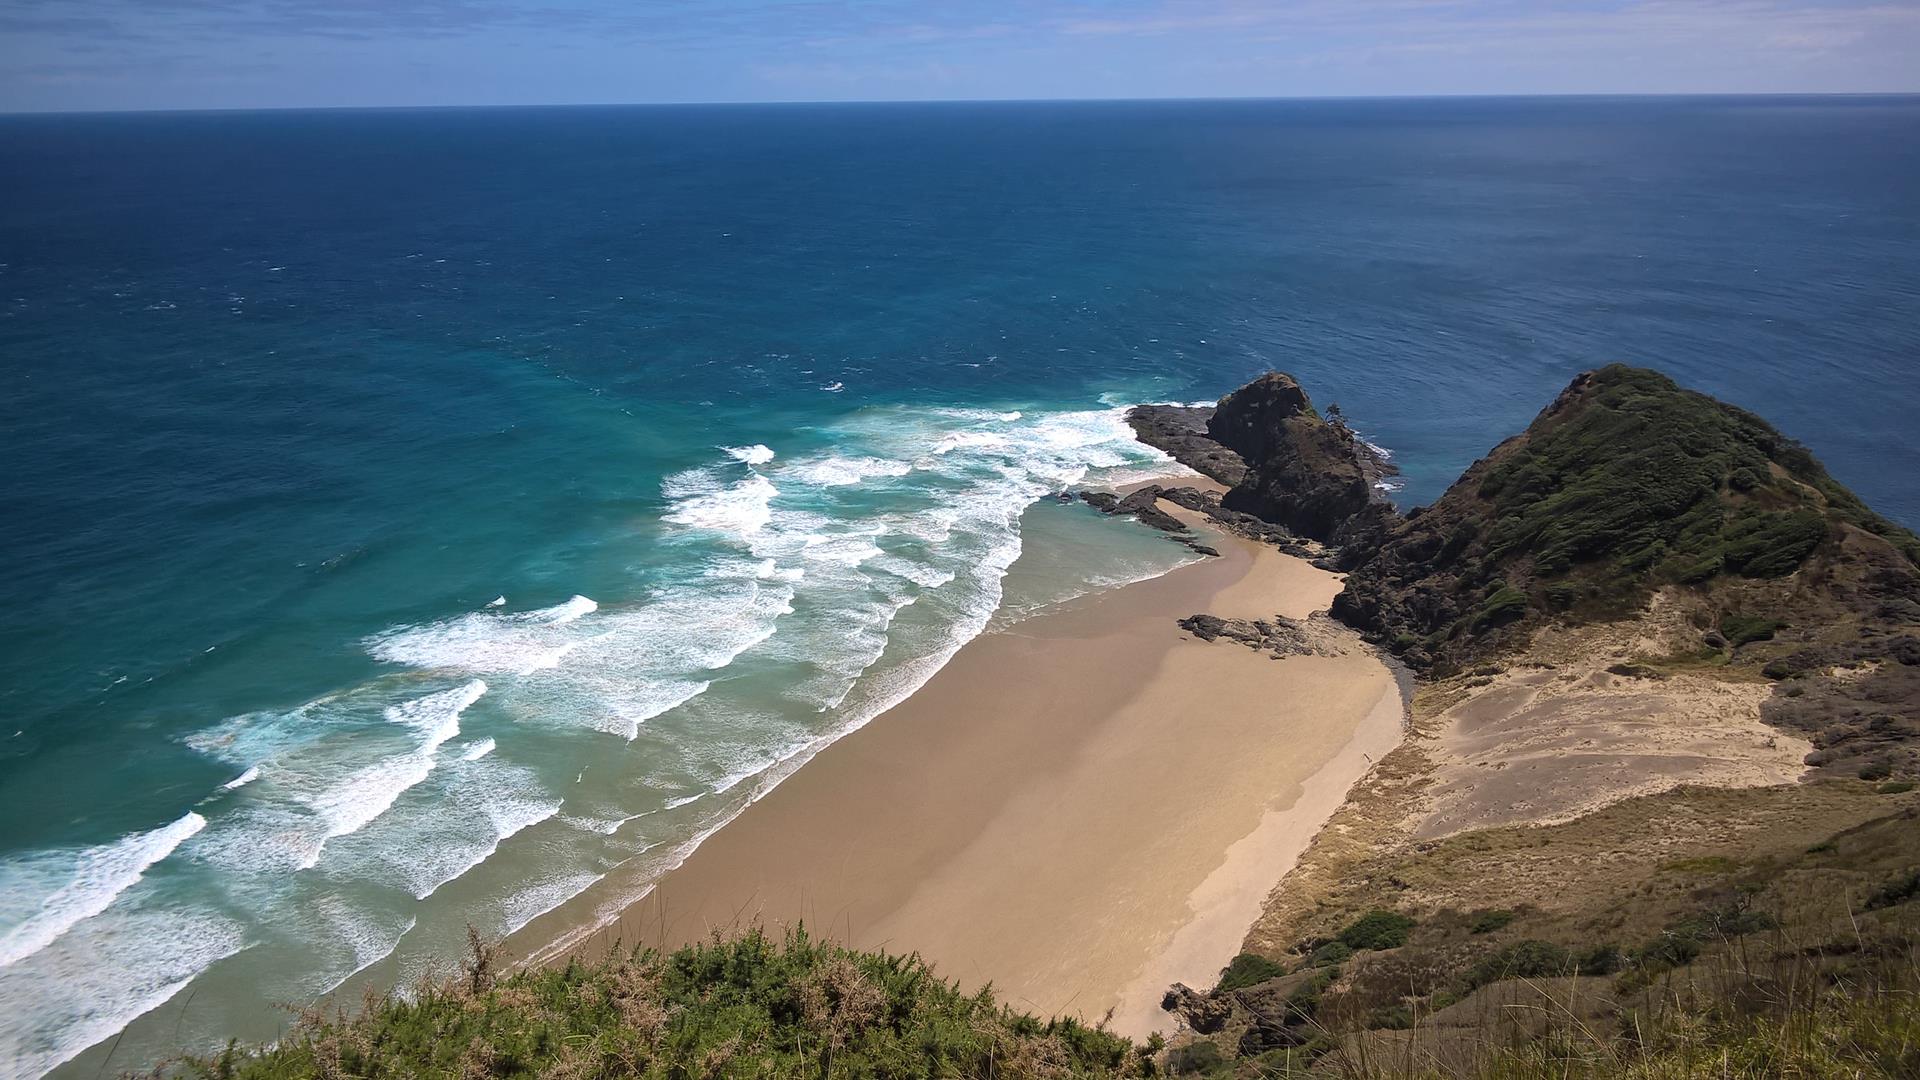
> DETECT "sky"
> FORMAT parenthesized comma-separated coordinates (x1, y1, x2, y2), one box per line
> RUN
(2, 0, 1917, 113)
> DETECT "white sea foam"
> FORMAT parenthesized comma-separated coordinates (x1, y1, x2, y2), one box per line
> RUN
(561, 811, 641, 836)
(0, 906, 246, 1080)
(296, 680, 486, 866)
(781, 454, 914, 488)
(459, 737, 496, 761)
(401, 761, 563, 900)
(0, 811, 206, 971)
(185, 699, 337, 767)
(583, 679, 711, 741)
(309, 897, 418, 997)
(499, 870, 601, 937)
(366, 600, 597, 674)
(536, 595, 599, 624)
(385, 679, 487, 742)
(220, 766, 261, 790)
(487, 595, 506, 607)
(721, 444, 775, 465)
(662, 472, 778, 537)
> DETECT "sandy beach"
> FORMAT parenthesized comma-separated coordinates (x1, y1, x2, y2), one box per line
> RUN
(570, 499, 1405, 1037)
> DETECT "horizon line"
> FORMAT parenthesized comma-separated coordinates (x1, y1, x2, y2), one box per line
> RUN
(6, 88, 1918, 119)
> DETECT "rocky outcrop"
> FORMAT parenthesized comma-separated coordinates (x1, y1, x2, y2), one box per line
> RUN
(1204, 374, 1398, 550)
(1178, 614, 1322, 659)
(1152, 366, 1920, 1076)
(1121, 376, 1396, 558)
(1078, 487, 1185, 533)
(1128, 405, 1247, 486)
(1160, 984, 1232, 1034)
(1077, 486, 1220, 557)
(1080, 484, 1325, 559)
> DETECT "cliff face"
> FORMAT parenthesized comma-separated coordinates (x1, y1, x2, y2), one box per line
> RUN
(1206, 373, 1397, 548)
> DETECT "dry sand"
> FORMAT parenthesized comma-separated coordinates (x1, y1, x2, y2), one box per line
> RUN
(1242, 589, 1817, 958)
(1414, 591, 1811, 839)
(577, 501, 1404, 1036)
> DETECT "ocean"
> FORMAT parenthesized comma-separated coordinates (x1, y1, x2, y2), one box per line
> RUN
(2, 96, 1916, 1077)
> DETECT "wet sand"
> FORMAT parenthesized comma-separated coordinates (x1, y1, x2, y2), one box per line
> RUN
(573, 506, 1404, 1036)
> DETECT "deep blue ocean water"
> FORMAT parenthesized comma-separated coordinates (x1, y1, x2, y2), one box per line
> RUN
(2, 96, 1917, 1076)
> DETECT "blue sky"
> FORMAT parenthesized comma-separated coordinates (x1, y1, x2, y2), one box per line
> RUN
(3, 1, 1917, 112)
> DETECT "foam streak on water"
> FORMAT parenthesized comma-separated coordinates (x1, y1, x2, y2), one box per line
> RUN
(299, 679, 489, 865)
(0, 812, 206, 970)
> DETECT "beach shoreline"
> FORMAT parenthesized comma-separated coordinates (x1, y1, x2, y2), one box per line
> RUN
(546, 490, 1405, 1036)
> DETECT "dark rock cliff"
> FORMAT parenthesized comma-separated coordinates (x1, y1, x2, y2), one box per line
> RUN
(1206, 373, 1397, 549)
(1127, 404, 1247, 487)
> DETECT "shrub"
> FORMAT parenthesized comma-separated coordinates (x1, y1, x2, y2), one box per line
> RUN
(1865, 869, 1920, 911)
(1878, 780, 1917, 795)
(1721, 613, 1784, 646)
(1543, 582, 1582, 611)
(1469, 909, 1516, 934)
(1216, 952, 1287, 992)
(1464, 940, 1572, 990)
(1659, 855, 1741, 876)
(1471, 586, 1530, 631)
(1306, 940, 1353, 967)
(1284, 967, 1340, 1022)
(1637, 902, 1779, 970)
(1718, 510, 1829, 578)
(1860, 760, 1895, 781)
(1367, 1004, 1415, 1030)
(1337, 910, 1417, 951)
(1575, 943, 1626, 975)
(1166, 1039, 1227, 1075)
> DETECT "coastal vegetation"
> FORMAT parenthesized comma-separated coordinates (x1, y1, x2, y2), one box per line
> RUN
(1331, 364, 1920, 679)
(178, 928, 1141, 1079)
(1165, 783, 1920, 1079)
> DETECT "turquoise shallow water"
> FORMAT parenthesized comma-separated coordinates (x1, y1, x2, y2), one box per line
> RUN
(2, 97, 1917, 1077)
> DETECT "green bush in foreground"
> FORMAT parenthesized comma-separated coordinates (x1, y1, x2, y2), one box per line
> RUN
(177, 928, 1141, 1079)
